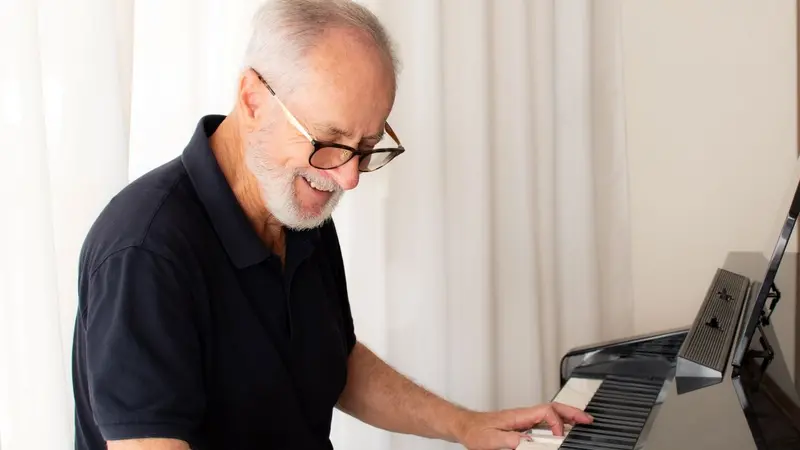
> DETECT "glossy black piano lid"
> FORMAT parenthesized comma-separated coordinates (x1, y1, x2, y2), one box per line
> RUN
(731, 252, 800, 449)
(733, 170, 800, 367)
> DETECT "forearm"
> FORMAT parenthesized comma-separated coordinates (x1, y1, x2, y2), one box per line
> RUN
(336, 341, 470, 442)
(107, 439, 189, 450)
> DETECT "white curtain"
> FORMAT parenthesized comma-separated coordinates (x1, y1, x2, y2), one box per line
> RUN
(0, 1, 632, 449)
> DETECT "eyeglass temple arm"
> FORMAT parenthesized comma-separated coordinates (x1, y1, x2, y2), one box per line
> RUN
(256, 67, 401, 148)
(254, 70, 314, 143)
(269, 92, 314, 142)
(385, 122, 402, 147)
(274, 97, 314, 142)
(278, 93, 401, 149)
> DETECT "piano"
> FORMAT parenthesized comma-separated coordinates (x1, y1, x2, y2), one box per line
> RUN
(520, 172, 800, 450)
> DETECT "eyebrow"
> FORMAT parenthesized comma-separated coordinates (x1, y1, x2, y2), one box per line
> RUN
(317, 122, 384, 142)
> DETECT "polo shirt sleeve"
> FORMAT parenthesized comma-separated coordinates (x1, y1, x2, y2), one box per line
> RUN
(83, 246, 204, 443)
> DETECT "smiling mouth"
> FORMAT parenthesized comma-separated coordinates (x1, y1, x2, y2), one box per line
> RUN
(300, 174, 336, 193)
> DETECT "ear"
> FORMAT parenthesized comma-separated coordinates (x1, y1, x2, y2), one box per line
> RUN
(237, 69, 268, 125)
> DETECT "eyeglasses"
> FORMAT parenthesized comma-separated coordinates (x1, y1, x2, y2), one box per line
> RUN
(252, 68, 405, 173)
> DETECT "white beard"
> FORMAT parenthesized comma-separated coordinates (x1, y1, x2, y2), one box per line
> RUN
(244, 141, 344, 231)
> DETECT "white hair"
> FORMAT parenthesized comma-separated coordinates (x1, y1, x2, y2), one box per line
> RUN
(243, 0, 400, 97)
(240, 0, 399, 230)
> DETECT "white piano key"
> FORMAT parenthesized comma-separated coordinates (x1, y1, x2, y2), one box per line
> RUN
(517, 377, 602, 449)
(524, 433, 565, 443)
(527, 423, 573, 436)
(516, 439, 563, 450)
(551, 377, 603, 410)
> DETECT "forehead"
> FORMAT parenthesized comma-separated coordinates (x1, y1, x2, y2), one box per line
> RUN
(290, 28, 396, 137)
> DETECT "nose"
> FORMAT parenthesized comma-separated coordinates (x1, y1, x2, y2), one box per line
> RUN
(328, 157, 360, 191)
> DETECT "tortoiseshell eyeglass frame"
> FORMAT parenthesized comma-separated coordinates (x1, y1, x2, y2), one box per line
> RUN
(251, 68, 405, 173)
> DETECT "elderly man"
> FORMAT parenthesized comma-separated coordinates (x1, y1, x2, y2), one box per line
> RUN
(71, 0, 591, 449)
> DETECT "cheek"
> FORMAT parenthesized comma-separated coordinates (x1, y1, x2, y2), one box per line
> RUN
(264, 127, 313, 169)
(284, 142, 313, 168)
(293, 176, 306, 193)
(270, 137, 316, 172)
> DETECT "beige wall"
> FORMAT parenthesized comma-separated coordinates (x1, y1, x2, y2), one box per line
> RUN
(622, 0, 798, 334)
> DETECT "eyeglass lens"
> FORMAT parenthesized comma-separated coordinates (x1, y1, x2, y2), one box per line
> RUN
(310, 146, 397, 172)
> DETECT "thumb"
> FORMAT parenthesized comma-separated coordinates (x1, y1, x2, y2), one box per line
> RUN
(489, 429, 530, 449)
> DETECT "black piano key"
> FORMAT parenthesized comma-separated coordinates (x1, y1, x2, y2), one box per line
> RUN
(605, 375, 664, 387)
(591, 392, 656, 406)
(562, 432, 638, 450)
(606, 374, 662, 383)
(598, 383, 658, 395)
(590, 421, 642, 433)
(586, 406, 650, 419)
(586, 402, 650, 413)
(600, 380, 661, 395)
(606, 375, 663, 386)
(598, 383, 660, 395)
(560, 375, 662, 450)
(597, 391, 659, 403)
(560, 442, 631, 450)
(586, 412, 647, 426)
(560, 435, 635, 450)
(590, 396, 656, 409)
(588, 398, 654, 412)
(588, 413, 647, 428)
(589, 411, 646, 426)
(590, 397, 657, 408)
(560, 443, 632, 450)
(570, 427, 639, 441)
(600, 383, 656, 391)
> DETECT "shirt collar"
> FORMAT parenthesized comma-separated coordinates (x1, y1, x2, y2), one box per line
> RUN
(181, 115, 321, 269)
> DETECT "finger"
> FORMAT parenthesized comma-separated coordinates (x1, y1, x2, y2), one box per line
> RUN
(492, 429, 531, 449)
(538, 406, 565, 436)
(551, 402, 593, 424)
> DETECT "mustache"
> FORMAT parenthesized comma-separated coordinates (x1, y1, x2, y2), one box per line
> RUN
(298, 170, 341, 192)
(244, 139, 342, 195)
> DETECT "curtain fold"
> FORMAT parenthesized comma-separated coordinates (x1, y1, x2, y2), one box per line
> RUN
(55, 0, 134, 384)
(332, 1, 632, 448)
(440, 0, 493, 416)
(0, 1, 632, 449)
(491, 0, 542, 410)
(591, 1, 634, 340)
(529, 0, 560, 398)
(0, 0, 73, 448)
(553, 0, 601, 356)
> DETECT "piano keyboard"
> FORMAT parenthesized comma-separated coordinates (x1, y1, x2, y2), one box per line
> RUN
(519, 375, 665, 450)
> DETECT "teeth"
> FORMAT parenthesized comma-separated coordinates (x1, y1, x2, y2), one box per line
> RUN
(305, 176, 333, 192)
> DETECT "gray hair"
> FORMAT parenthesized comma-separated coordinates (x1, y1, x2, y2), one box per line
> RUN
(243, 0, 400, 97)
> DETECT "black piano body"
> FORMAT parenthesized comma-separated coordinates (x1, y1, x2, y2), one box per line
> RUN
(553, 250, 800, 450)
(546, 162, 800, 450)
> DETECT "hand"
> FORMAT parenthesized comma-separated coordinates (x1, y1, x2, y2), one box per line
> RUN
(452, 402, 593, 450)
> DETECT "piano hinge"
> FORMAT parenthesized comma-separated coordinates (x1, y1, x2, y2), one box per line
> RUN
(759, 282, 781, 326)
(743, 322, 775, 387)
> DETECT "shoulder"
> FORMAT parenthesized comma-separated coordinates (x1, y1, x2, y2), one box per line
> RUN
(316, 218, 357, 351)
(316, 218, 348, 287)
(318, 219, 345, 266)
(319, 218, 342, 248)
(79, 157, 207, 278)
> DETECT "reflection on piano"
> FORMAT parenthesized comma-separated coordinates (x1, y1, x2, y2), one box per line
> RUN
(520, 173, 800, 450)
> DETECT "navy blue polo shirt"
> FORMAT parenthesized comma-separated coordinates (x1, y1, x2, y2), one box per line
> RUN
(71, 115, 357, 449)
